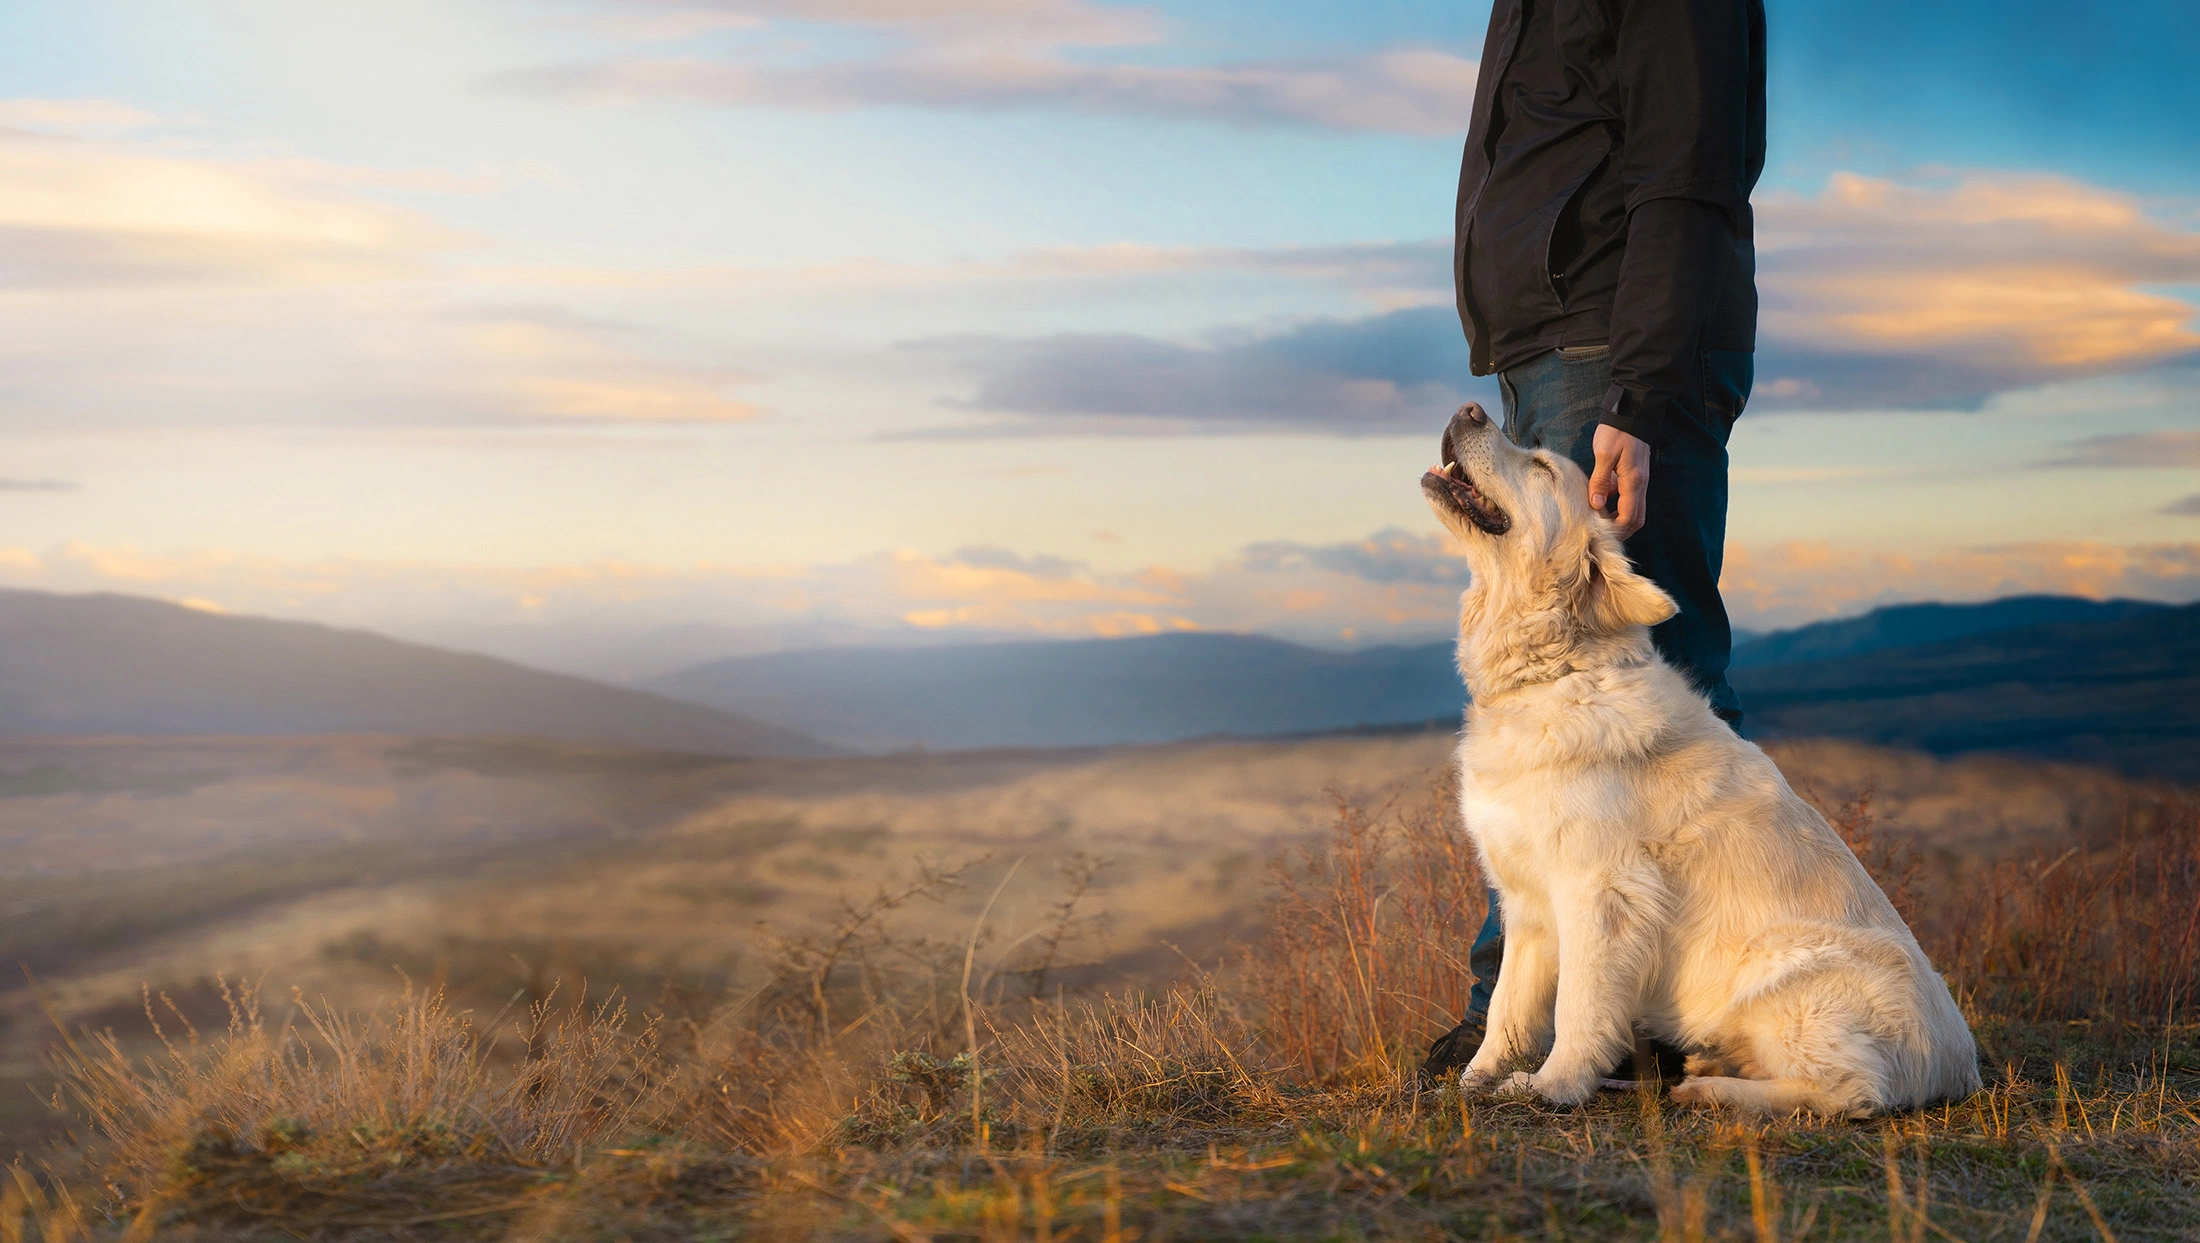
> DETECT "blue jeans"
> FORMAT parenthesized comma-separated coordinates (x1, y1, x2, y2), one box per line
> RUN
(1464, 344, 1752, 1019)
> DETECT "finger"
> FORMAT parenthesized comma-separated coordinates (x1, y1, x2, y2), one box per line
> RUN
(1616, 468, 1646, 537)
(1587, 454, 1616, 513)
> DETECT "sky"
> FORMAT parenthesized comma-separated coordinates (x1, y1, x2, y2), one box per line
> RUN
(0, 0, 2194, 676)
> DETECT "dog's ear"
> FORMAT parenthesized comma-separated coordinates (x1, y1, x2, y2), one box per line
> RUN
(1580, 536, 1677, 632)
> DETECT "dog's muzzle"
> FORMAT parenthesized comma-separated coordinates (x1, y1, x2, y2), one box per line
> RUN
(1421, 403, 1511, 535)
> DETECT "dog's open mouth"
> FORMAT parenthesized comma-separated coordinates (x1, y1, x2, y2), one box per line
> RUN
(1422, 458, 1511, 535)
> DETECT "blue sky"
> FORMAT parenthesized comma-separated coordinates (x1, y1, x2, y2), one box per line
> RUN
(0, 0, 2193, 674)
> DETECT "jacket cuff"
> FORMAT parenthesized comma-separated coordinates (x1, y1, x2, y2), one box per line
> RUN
(1598, 383, 1665, 444)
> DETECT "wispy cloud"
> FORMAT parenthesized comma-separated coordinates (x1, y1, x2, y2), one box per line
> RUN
(493, 49, 1479, 134)
(915, 306, 1485, 434)
(2164, 494, 2200, 517)
(498, 2, 1475, 134)
(2038, 429, 2200, 469)
(0, 116, 467, 289)
(0, 477, 79, 492)
(454, 308, 760, 423)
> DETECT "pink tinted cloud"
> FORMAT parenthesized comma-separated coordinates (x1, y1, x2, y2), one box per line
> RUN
(494, 50, 1479, 134)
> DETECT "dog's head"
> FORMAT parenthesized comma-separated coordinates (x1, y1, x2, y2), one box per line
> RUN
(1420, 402, 1676, 641)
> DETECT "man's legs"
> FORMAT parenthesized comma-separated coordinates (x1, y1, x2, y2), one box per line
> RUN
(1422, 344, 1749, 1083)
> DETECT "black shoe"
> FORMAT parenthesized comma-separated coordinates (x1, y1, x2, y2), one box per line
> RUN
(1418, 1015, 1486, 1086)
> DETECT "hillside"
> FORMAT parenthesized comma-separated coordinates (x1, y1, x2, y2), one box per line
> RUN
(1733, 600, 2200, 780)
(0, 589, 832, 756)
(642, 631, 1461, 751)
(1729, 594, 2168, 668)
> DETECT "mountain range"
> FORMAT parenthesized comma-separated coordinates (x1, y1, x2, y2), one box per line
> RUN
(645, 594, 2195, 779)
(0, 586, 2191, 780)
(0, 589, 832, 756)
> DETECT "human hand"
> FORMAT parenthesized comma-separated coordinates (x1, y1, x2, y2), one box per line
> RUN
(1588, 423, 1650, 539)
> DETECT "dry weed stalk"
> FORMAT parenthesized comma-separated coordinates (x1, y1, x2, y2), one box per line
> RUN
(756, 856, 981, 1043)
(1246, 782, 1485, 1080)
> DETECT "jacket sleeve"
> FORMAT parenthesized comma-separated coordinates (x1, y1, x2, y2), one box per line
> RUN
(1597, 0, 1755, 444)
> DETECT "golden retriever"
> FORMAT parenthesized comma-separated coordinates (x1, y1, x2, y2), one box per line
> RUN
(1421, 402, 1980, 1116)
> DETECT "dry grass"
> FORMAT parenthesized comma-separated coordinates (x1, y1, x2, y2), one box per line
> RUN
(1247, 784, 1486, 1082)
(10, 750, 2200, 1239)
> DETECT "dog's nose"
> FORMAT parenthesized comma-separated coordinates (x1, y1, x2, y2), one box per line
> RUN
(1441, 402, 1489, 463)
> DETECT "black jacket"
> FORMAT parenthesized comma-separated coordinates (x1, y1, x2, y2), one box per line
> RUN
(1454, 0, 1765, 443)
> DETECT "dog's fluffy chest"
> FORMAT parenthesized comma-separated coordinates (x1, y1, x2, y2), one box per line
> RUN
(1452, 727, 1685, 895)
(1454, 740, 1604, 893)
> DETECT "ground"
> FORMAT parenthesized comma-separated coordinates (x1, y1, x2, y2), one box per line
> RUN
(2, 732, 2193, 1239)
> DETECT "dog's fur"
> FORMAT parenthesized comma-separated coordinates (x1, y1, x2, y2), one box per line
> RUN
(1421, 403, 1980, 1116)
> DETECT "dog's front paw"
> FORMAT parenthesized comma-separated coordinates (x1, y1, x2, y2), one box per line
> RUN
(1457, 1066, 1500, 1095)
(1500, 1068, 1598, 1107)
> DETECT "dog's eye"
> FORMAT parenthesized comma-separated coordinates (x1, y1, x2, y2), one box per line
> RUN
(1532, 457, 1556, 476)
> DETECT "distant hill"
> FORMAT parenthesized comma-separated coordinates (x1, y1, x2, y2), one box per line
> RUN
(642, 632, 1462, 752)
(1734, 601, 2200, 782)
(0, 589, 833, 756)
(1730, 595, 2169, 669)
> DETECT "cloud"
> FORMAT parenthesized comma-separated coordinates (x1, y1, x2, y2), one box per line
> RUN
(0, 119, 466, 289)
(947, 545, 1083, 578)
(0, 478, 79, 492)
(555, 0, 1163, 47)
(1720, 540, 2200, 629)
(2165, 494, 2200, 517)
(2038, 429, 2200, 469)
(453, 308, 760, 423)
(918, 306, 1489, 433)
(497, 3, 1476, 135)
(494, 47, 1479, 134)
(0, 116, 758, 429)
(1237, 530, 1469, 588)
(1751, 173, 2200, 409)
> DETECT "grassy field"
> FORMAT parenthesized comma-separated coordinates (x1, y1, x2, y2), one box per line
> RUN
(2, 732, 2194, 1239)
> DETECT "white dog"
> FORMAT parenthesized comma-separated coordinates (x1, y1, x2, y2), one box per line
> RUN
(1421, 402, 1979, 1116)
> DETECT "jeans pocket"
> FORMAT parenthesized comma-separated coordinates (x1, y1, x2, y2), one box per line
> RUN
(1554, 343, 1610, 362)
